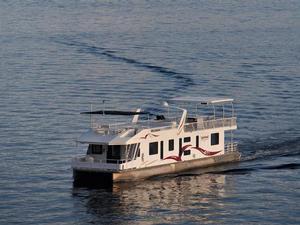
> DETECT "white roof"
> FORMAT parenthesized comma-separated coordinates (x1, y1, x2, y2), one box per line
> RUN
(169, 96, 234, 105)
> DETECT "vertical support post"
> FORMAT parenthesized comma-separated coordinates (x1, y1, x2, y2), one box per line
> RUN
(90, 103, 93, 128)
(231, 102, 235, 127)
(221, 105, 225, 127)
(222, 105, 225, 119)
(231, 130, 233, 151)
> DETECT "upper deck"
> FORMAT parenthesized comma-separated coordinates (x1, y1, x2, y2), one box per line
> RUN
(78, 97, 237, 143)
(90, 116, 237, 136)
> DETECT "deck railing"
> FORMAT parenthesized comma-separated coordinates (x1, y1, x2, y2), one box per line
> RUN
(91, 120, 177, 135)
(184, 117, 237, 132)
(90, 117, 237, 136)
(91, 122, 129, 135)
(72, 155, 138, 171)
(225, 142, 238, 152)
(72, 156, 126, 171)
(74, 156, 127, 164)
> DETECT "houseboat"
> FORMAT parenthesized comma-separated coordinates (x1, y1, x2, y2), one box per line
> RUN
(72, 97, 240, 184)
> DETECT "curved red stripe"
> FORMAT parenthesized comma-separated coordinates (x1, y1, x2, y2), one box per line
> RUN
(182, 144, 192, 151)
(140, 133, 159, 139)
(192, 147, 221, 156)
(164, 156, 182, 161)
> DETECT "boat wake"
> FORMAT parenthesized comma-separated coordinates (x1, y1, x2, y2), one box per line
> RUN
(51, 37, 194, 90)
(209, 163, 300, 175)
(207, 137, 300, 175)
(240, 137, 300, 162)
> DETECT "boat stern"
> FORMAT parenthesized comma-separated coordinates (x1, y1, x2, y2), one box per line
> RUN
(71, 156, 122, 186)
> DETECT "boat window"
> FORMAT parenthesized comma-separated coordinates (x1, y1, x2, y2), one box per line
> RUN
(88, 144, 103, 154)
(134, 144, 140, 159)
(184, 137, 191, 143)
(119, 145, 127, 159)
(127, 144, 137, 161)
(184, 150, 191, 155)
(137, 145, 140, 157)
(149, 142, 158, 155)
(113, 145, 120, 152)
(106, 145, 123, 163)
(196, 135, 199, 148)
(169, 139, 174, 151)
(108, 145, 120, 158)
(211, 133, 219, 145)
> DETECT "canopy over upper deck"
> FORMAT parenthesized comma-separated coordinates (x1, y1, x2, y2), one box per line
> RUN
(169, 96, 234, 105)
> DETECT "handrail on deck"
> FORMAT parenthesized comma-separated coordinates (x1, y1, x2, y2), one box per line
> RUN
(225, 142, 238, 152)
(91, 116, 237, 135)
(73, 156, 128, 165)
(184, 117, 237, 132)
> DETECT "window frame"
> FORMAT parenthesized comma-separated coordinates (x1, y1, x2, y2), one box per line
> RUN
(168, 139, 174, 151)
(184, 137, 191, 143)
(183, 150, 191, 155)
(88, 144, 104, 154)
(149, 142, 158, 155)
(211, 133, 219, 146)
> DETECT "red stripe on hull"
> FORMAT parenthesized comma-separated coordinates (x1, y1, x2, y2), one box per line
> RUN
(192, 147, 221, 156)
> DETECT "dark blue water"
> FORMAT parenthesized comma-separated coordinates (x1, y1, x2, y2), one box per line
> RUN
(1, 0, 300, 224)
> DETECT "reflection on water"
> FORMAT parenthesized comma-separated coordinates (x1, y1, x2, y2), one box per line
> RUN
(72, 173, 235, 224)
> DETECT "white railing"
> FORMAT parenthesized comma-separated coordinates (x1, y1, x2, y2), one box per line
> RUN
(72, 156, 126, 171)
(225, 142, 238, 152)
(91, 122, 130, 135)
(91, 120, 177, 136)
(184, 117, 237, 132)
(91, 117, 237, 136)
(74, 156, 127, 164)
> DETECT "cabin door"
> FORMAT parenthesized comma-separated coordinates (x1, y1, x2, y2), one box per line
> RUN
(160, 141, 164, 160)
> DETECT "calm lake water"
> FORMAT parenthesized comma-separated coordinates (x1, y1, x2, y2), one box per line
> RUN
(1, 0, 300, 224)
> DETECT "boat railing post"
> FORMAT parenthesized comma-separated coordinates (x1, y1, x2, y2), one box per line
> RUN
(90, 103, 93, 128)
(231, 130, 233, 150)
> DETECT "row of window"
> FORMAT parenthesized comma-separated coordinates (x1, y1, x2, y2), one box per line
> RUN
(149, 133, 219, 156)
(168, 136, 191, 151)
(87, 144, 140, 160)
(87, 133, 220, 158)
